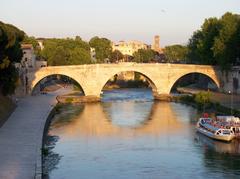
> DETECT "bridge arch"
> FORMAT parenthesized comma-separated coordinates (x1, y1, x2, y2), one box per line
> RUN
(99, 70, 158, 97)
(30, 73, 85, 95)
(169, 72, 220, 94)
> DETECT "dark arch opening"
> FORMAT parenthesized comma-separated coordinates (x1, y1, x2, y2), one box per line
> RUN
(32, 74, 85, 96)
(101, 71, 157, 101)
(170, 73, 219, 94)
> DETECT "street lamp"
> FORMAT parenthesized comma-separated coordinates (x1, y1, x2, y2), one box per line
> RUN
(228, 90, 233, 115)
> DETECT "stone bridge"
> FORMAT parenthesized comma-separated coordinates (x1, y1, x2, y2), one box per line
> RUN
(28, 63, 221, 100)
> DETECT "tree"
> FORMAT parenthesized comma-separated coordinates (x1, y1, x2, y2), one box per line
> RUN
(187, 18, 221, 65)
(187, 12, 240, 70)
(133, 49, 155, 63)
(69, 47, 91, 65)
(109, 50, 123, 63)
(163, 45, 188, 63)
(194, 91, 211, 109)
(212, 12, 240, 70)
(89, 36, 112, 63)
(0, 21, 24, 95)
(40, 38, 91, 66)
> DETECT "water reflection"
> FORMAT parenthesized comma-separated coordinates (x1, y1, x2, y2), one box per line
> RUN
(195, 133, 240, 154)
(44, 89, 240, 179)
(50, 102, 188, 138)
(43, 135, 62, 175)
(195, 133, 240, 177)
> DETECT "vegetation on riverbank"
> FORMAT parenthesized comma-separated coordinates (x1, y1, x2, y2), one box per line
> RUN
(174, 92, 240, 117)
(0, 95, 16, 127)
(0, 21, 25, 95)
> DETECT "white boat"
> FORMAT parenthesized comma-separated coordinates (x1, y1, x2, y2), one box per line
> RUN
(196, 117, 235, 142)
(216, 116, 240, 139)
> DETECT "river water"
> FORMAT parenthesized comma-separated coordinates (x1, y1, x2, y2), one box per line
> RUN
(43, 89, 240, 179)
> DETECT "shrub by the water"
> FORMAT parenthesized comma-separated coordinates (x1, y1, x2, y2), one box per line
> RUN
(66, 97, 73, 103)
(194, 91, 211, 109)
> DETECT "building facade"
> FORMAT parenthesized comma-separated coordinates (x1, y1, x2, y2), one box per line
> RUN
(14, 44, 47, 96)
(21, 44, 36, 69)
(112, 40, 148, 56)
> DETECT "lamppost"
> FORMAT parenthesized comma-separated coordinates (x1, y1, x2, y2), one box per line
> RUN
(228, 90, 233, 115)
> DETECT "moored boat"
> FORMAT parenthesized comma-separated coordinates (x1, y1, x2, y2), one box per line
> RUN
(196, 117, 235, 142)
(216, 116, 240, 139)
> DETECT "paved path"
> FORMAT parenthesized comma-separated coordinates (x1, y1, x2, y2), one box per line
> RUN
(0, 87, 71, 179)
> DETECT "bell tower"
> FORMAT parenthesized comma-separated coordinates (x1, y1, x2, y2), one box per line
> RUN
(152, 35, 162, 53)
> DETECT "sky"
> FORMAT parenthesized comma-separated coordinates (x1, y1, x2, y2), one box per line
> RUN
(1, 0, 240, 47)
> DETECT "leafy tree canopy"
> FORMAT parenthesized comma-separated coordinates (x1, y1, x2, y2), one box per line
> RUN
(40, 37, 91, 66)
(109, 50, 123, 63)
(0, 21, 25, 95)
(187, 12, 240, 70)
(133, 49, 156, 63)
(163, 45, 188, 63)
(89, 36, 112, 62)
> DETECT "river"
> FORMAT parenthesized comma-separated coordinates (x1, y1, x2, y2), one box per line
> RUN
(43, 88, 240, 179)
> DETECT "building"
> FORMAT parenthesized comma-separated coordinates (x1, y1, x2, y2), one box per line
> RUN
(36, 38, 45, 50)
(90, 47, 96, 62)
(21, 44, 36, 69)
(14, 44, 47, 96)
(151, 35, 163, 53)
(112, 40, 148, 56)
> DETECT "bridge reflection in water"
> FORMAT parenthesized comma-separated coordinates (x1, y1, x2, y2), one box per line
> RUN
(45, 89, 240, 179)
(50, 102, 189, 138)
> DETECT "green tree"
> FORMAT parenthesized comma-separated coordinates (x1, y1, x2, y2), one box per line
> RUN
(109, 50, 123, 63)
(40, 38, 91, 66)
(133, 49, 155, 63)
(187, 12, 240, 70)
(69, 47, 91, 65)
(212, 12, 240, 70)
(194, 91, 211, 109)
(0, 21, 24, 95)
(163, 45, 188, 63)
(187, 18, 221, 65)
(89, 36, 112, 62)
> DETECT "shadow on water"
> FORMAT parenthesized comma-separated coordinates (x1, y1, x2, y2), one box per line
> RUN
(42, 135, 62, 178)
(51, 104, 84, 128)
(43, 104, 84, 178)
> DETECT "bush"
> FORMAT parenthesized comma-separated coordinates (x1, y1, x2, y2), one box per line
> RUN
(65, 97, 73, 103)
(179, 95, 195, 103)
(194, 91, 211, 109)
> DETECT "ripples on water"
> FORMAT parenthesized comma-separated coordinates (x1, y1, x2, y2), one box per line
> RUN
(43, 88, 240, 179)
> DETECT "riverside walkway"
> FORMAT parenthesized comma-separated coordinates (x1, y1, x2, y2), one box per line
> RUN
(0, 87, 70, 179)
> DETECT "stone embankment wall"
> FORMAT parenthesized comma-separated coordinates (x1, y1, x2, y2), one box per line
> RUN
(220, 66, 240, 94)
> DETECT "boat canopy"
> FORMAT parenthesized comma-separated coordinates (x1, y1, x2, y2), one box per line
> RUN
(217, 116, 240, 123)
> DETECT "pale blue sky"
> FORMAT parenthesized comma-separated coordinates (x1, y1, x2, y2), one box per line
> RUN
(1, 0, 240, 46)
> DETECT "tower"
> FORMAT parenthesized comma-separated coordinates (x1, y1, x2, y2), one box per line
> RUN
(152, 35, 162, 53)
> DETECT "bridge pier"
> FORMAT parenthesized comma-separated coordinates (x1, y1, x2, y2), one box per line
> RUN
(153, 93, 173, 101)
(78, 95, 101, 102)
